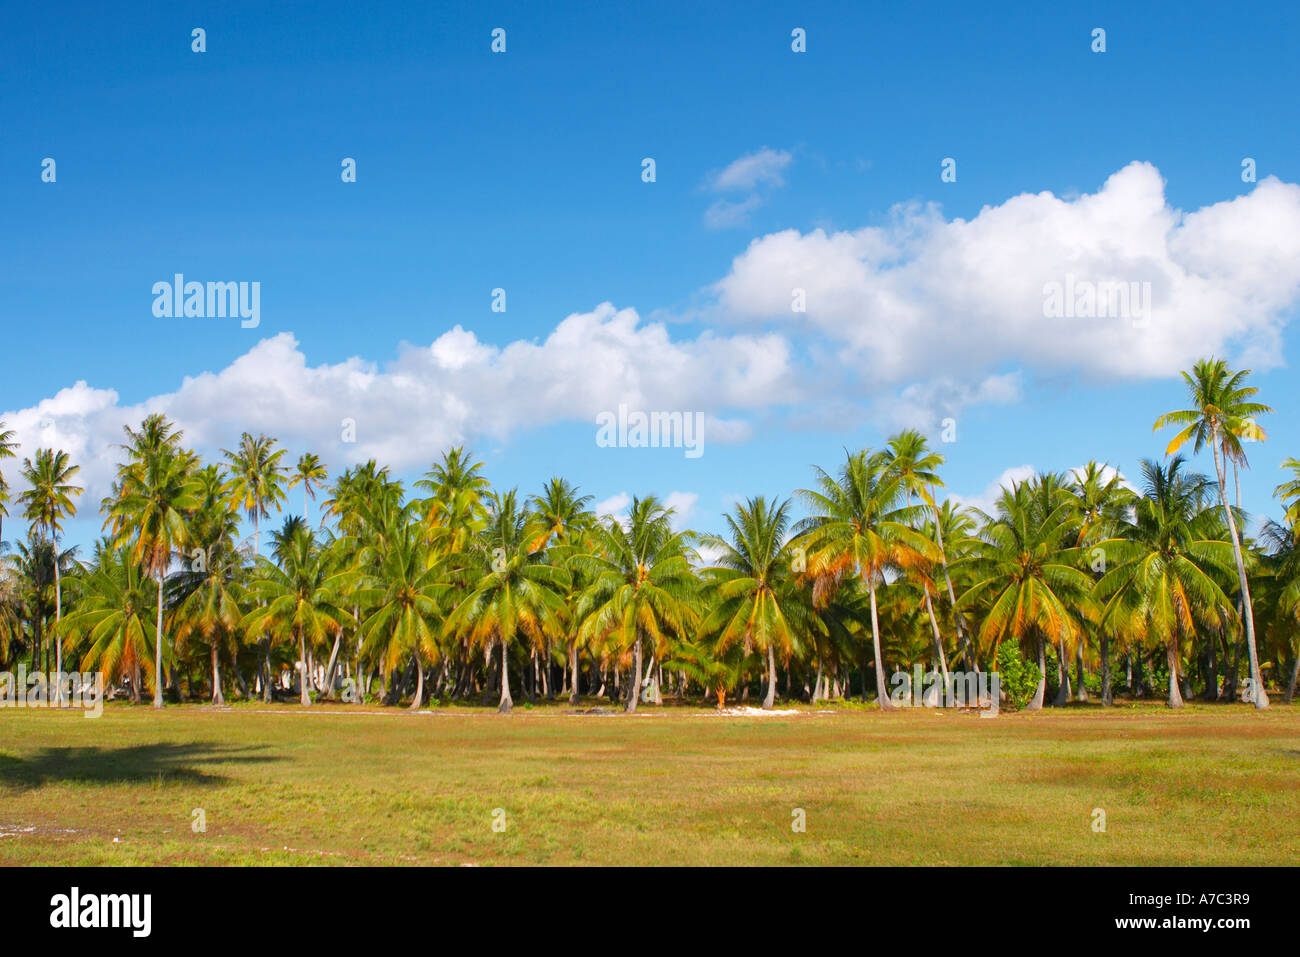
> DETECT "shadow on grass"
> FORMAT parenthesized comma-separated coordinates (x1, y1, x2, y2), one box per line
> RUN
(0, 742, 279, 792)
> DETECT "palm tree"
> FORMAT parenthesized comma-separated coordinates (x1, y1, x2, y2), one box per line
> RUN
(222, 432, 288, 557)
(1154, 358, 1272, 708)
(527, 477, 594, 699)
(241, 523, 353, 706)
(19, 448, 82, 701)
(1067, 462, 1135, 704)
(795, 450, 936, 710)
(359, 526, 447, 710)
(288, 452, 328, 526)
(0, 421, 17, 551)
(417, 447, 491, 555)
(444, 490, 568, 713)
(1094, 459, 1236, 708)
(698, 496, 807, 709)
(171, 494, 247, 705)
(104, 432, 199, 708)
(959, 476, 1095, 710)
(572, 496, 696, 713)
(61, 547, 157, 703)
(1274, 458, 1300, 533)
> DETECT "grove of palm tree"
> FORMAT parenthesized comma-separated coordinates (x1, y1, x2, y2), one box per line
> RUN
(2, 358, 1298, 714)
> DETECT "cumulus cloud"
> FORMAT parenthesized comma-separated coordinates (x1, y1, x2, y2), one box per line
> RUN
(715, 162, 1300, 418)
(949, 465, 1037, 517)
(1, 304, 793, 500)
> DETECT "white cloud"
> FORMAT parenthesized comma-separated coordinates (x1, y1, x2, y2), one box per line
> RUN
(715, 162, 1300, 408)
(708, 148, 793, 192)
(593, 490, 697, 532)
(703, 148, 793, 229)
(949, 465, 1037, 517)
(1, 304, 793, 501)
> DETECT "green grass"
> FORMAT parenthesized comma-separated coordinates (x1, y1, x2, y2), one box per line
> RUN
(1, 700, 1296, 865)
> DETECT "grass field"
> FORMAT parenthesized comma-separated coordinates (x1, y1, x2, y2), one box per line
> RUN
(1, 701, 1296, 866)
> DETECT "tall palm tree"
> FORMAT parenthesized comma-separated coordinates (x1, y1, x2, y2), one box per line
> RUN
(1067, 462, 1136, 704)
(527, 477, 594, 699)
(572, 496, 697, 713)
(445, 490, 568, 713)
(417, 447, 491, 555)
(1274, 458, 1300, 533)
(795, 450, 936, 710)
(241, 523, 353, 706)
(0, 421, 17, 551)
(698, 496, 807, 709)
(19, 448, 82, 701)
(1154, 358, 1272, 708)
(104, 435, 199, 708)
(359, 526, 447, 710)
(288, 452, 328, 525)
(959, 476, 1095, 710)
(222, 432, 288, 557)
(1094, 459, 1236, 708)
(61, 547, 157, 703)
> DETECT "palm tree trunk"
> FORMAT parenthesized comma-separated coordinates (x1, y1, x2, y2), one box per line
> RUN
(1100, 634, 1112, 706)
(298, 627, 311, 706)
(1075, 645, 1088, 701)
(321, 631, 342, 700)
(763, 644, 777, 710)
(922, 586, 950, 685)
(625, 637, 642, 713)
(867, 578, 895, 710)
(211, 641, 225, 705)
(1026, 634, 1046, 710)
(568, 640, 579, 706)
(1167, 641, 1184, 708)
(409, 653, 424, 710)
(498, 638, 513, 713)
(1286, 652, 1299, 704)
(1053, 640, 1071, 706)
(1211, 432, 1269, 708)
(929, 484, 974, 673)
(153, 575, 165, 709)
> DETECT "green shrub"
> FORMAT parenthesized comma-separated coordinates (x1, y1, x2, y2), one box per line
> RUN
(996, 641, 1042, 711)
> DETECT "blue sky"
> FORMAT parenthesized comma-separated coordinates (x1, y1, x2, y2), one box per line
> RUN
(3, 0, 1300, 551)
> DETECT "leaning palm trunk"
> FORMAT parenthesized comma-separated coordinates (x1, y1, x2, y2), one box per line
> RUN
(922, 587, 950, 686)
(1211, 433, 1269, 708)
(1053, 640, 1071, 706)
(1075, 646, 1088, 701)
(929, 486, 977, 675)
(153, 575, 165, 709)
(763, 644, 777, 710)
(867, 579, 896, 710)
(53, 552, 63, 706)
(320, 631, 342, 699)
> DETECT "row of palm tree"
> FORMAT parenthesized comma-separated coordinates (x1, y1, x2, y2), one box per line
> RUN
(0, 357, 1296, 713)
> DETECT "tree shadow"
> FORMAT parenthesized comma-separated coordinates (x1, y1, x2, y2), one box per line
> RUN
(0, 742, 279, 792)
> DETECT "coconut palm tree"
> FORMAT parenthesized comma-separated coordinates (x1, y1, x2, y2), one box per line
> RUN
(1093, 458, 1236, 708)
(698, 496, 807, 710)
(444, 490, 568, 713)
(795, 450, 936, 710)
(359, 526, 448, 709)
(241, 523, 353, 706)
(222, 432, 288, 558)
(958, 475, 1095, 710)
(417, 447, 491, 555)
(572, 495, 697, 713)
(288, 452, 328, 525)
(1154, 358, 1272, 708)
(104, 433, 199, 708)
(0, 421, 17, 551)
(1274, 458, 1300, 533)
(1066, 461, 1136, 704)
(61, 547, 157, 703)
(19, 448, 82, 701)
(171, 487, 246, 705)
(526, 477, 594, 699)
